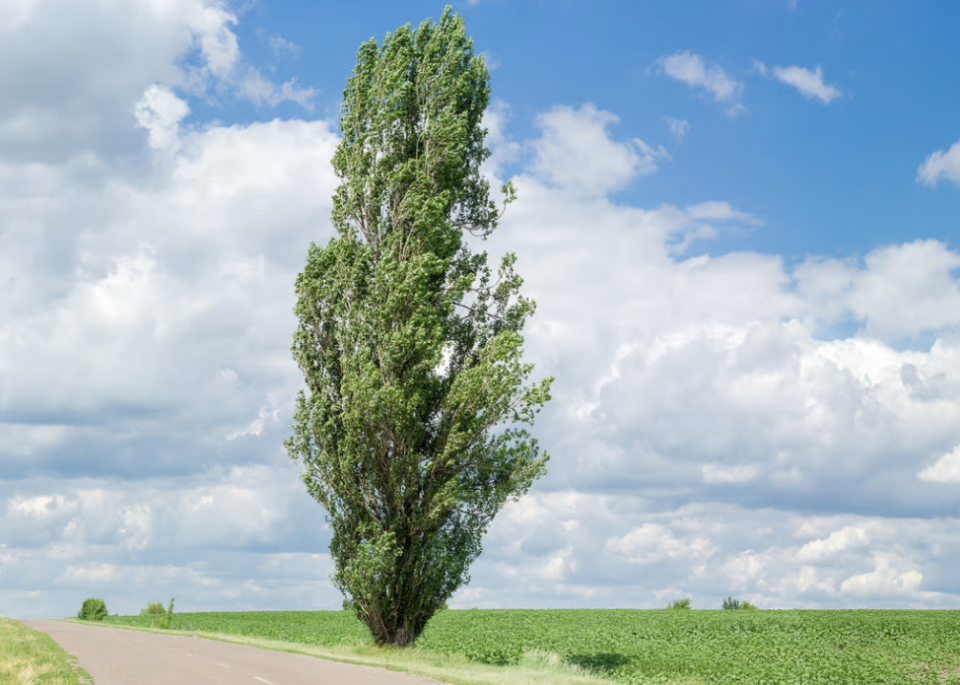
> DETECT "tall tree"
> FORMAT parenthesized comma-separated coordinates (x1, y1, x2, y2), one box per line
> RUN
(286, 7, 552, 648)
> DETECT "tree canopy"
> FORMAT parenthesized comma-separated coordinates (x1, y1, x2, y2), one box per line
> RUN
(286, 7, 552, 647)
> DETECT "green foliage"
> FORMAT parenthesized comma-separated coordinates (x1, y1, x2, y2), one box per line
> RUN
(666, 597, 691, 610)
(76, 597, 107, 621)
(103, 609, 960, 684)
(722, 597, 757, 610)
(286, 6, 551, 648)
(139, 598, 175, 628)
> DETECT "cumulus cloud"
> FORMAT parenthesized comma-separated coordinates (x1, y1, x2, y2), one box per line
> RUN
(839, 553, 924, 596)
(464, 498, 960, 609)
(135, 86, 190, 151)
(2, 4, 960, 617)
(531, 104, 668, 196)
(794, 240, 960, 339)
(7, 495, 77, 520)
(606, 524, 714, 564)
(657, 51, 744, 115)
(918, 138, 960, 188)
(917, 445, 960, 483)
(796, 525, 870, 562)
(0, 0, 313, 162)
(757, 62, 842, 103)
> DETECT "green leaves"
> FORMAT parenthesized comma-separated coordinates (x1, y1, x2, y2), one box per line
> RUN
(138, 598, 175, 629)
(77, 598, 108, 621)
(287, 7, 552, 647)
(723, 597, 758, 610)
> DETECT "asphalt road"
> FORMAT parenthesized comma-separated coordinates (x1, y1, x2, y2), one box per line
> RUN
(22, 620, 442, 685)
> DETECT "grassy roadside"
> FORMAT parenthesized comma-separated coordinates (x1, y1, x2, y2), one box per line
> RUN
(64, 619, 700, 685)
(0, 617, 91, 685)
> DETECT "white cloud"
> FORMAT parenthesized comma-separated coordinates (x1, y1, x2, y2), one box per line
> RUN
(267, 34, 300, 61)
(531, 104, 668, 196)
(796, 526, 869, 562)
(7, 495, 77, 519)
(469, 496, 960, 609)
(839, 553, 923, 596)
(702, 463, 761, 484)
(768, 64, 842, 104)
(135, 85, 190, 151)
(0, 424, 68, 458)
(716, 550, 768, 590)
(664, 117, 690, 142)
(0, 118, 339, 433)
(605, 524, 714, 564)
(58, 564, 118, 584)
(847, 240, 960, 338)
(657, 51, 744, 115)
(794, 240, 960, 338)
(235, 72, 316, 109)
(181, 1, 240, 79)
(918, 138, 960, 188)
(119, 504, 152, 551)
(917, 444, 960, 483)
(1, 3, 960, 615)
(0, 0, 313, 162)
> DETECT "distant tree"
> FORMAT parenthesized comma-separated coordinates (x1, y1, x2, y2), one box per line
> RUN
(286, 7, 552, 648)
(140, 598, 175, 628)
(722, 597, 757, 610)
(667, 597, 691, 610)
(77, 598, 108, 621)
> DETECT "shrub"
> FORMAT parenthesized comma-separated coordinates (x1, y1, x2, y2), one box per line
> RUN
(77, 598, 108, 621)
(722, 597, 758, 610)
(140, 598, 175, 628)
(667, 598, 691, 610)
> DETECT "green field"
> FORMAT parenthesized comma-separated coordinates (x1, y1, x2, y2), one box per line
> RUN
(103, 608, 960, 684)
(0, 617, 89, 685)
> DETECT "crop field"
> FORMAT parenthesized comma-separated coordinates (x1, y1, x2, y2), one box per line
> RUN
(104, 609, 960, 684)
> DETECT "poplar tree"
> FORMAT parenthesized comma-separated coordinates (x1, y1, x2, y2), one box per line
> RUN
(286, 8, 552, 647)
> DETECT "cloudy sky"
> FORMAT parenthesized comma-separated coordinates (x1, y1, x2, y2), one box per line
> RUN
(3, 0, 960, 619)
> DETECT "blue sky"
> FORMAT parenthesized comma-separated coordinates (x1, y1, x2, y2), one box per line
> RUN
(222, 0, 960, 257)
(3, 0, 960, 619)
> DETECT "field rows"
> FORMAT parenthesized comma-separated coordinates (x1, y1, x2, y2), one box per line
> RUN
(104, 609, 960, 684)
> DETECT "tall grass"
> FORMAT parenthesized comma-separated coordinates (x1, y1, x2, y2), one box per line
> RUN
(0, 618, 90, 685)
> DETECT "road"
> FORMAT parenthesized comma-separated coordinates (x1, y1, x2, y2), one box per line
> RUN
(22, 620, 443, 685)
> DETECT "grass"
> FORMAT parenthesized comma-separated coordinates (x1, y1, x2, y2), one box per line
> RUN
(0, 617, 91, 685)
(98, 608, 960, 684)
